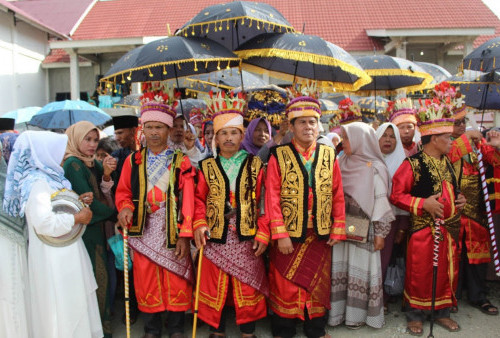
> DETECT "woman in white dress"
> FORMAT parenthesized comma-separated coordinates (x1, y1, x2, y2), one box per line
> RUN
(329, 122, 395, 329)
(0, 133, 30, 338)
(3, 131, 103, 338)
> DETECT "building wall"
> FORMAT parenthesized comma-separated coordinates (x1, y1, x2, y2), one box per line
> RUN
(0, 10, 50, 113)
(48, 65, 95, 101)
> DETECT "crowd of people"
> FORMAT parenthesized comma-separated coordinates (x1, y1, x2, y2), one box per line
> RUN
(0, 82, 500, 338)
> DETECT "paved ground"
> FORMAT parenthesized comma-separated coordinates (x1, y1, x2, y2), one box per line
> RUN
(111, 281, 500, 337)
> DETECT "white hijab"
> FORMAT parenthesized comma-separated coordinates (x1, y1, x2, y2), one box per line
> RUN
(375, 122, 406, 178)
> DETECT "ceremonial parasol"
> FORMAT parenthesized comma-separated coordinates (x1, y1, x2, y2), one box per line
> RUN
(235, 33, 371, 91)
(355, 55, 433, 93)
(101, 36, 241, 85)
(461, 36, 500, 73)
(177, 1, 295, 51)
(415, 62, 452, 86)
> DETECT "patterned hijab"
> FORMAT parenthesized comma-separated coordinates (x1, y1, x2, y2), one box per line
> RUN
(3, 131, 71, 217)
(64, 121, 98, 167)
(0, 132, 19, 163)
(338, 122, 391, 220)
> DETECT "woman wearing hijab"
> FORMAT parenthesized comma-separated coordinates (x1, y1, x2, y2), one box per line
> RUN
(329, 122, 395, 329)
(376, 122, 410, 312)
(3, 131, 101, 338)
(0, 133, 30, 337)
(201, 120, 214, 157)
(240, 117, 272, 155)
(63, 121, 116, 338)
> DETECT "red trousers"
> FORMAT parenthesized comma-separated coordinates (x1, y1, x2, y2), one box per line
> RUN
(196, 255, 267, 329)
(133, 250, 192, 313)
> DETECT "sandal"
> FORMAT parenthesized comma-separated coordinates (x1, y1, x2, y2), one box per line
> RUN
(470, 300, 499, 316)
(435, 317, 460, 332)
(450, 305, 458, 313)
(406, 320, 423, 336)
(346, 323, 365, 330)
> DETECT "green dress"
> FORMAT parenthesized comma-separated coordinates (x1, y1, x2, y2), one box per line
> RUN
(63, 157, 115, 337)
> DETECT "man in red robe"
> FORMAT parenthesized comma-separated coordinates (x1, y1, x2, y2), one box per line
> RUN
(391, 99, 466, 335)
(116, 99, 195, 338)
(449, 117, 500, 315)
(265, 91, 345, 338)
(193, 92, 268, 337)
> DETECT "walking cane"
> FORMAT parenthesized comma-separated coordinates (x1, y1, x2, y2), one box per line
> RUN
(123, 226, 131, 338)
(428, 218, 443, 338)
(193, 230, 210, 338)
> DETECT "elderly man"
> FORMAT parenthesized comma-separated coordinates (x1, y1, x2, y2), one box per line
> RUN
(265, 90, 346, 338)
(115, 100, 196, 338)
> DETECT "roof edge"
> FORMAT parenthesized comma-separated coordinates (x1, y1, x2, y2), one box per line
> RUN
(367, 27, 496, 37)
(0, 0, 68, 39)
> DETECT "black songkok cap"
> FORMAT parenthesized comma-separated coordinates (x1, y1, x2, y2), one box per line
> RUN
(0, 118, 15, 130)
(112, 115, 138, 130)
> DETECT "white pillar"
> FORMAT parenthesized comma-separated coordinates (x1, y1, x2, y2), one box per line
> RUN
(131, 83, 142, 95)
(68, 49, 80, 100)
(464, 40, 474, 57)
(396, 40, 407, 59)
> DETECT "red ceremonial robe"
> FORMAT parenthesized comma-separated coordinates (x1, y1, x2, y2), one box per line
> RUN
(449, 134, 500, 264)
(115, 153, 195, 313)
(265, 141, 345, 320)
(391, 157, 459, 311)
(193, 156, 268, 328)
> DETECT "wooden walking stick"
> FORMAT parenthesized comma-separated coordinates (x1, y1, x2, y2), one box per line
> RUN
(192, 230, 210, 338)
(123, 226, 131, 338)
(428, 218, 443, 338)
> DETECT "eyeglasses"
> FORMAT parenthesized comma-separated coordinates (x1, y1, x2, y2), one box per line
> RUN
(453, 118, 467, 126)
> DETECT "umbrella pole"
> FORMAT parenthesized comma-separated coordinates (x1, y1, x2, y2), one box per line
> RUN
(123, 226, 131, 338)
(479, 82, 490, 129)
(234, 23, 245, 92)
(174, 66, 186, 119)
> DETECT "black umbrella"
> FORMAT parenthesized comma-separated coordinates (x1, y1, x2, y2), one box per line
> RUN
(356, 55, 433, 93)
(176, 1, 294, 51)
(235, 33, 371, 91)
(174, 98, 208, 121)
(178, 68, 267, 92)
(460, 71, 500, 110)
(101, 36, 241, 85)
(461, 37, 500, 73)
(415, 62, 452, 87)
(356, 97, 389, 122)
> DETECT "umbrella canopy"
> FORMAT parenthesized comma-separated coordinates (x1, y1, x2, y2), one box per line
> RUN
(29, 100, 111, 129)
(356, 97, 389, 123)
(176, 1, 294, 51)
(319, 99, 339, 123)
(175, 98, 208, 121)
(101, 36, 241, 85)
(415, 62, 452, 86)
(461, 37, 500, 73)
(459, 71, 500, 110)
(178, 68, 267, 92)
(3, 106, 41, 124)
(356, 55, 433, 93)
(235, 33, 371, 91)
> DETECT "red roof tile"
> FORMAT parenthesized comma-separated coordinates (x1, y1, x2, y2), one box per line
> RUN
(42, 48, 89, 64)
(71, 0, 500, 51)
(11, 0, 94, 36)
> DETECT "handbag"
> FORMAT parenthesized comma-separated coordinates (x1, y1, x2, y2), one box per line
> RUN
(344, 201, 370, 243)
(384, 256, 405, 296)
(107, 233, 132, 271)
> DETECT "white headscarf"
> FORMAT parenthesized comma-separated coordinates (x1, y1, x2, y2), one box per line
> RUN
(3, 131, 71, 217)
(339, 122, 391, 221)
(375, 122, 406, 178)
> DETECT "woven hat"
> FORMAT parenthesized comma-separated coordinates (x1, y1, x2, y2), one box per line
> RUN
(387, 98, 417, 126)
(206, 90, 246, 134)
(285, 82, 321, 121)
(139, 83, 179, 127)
